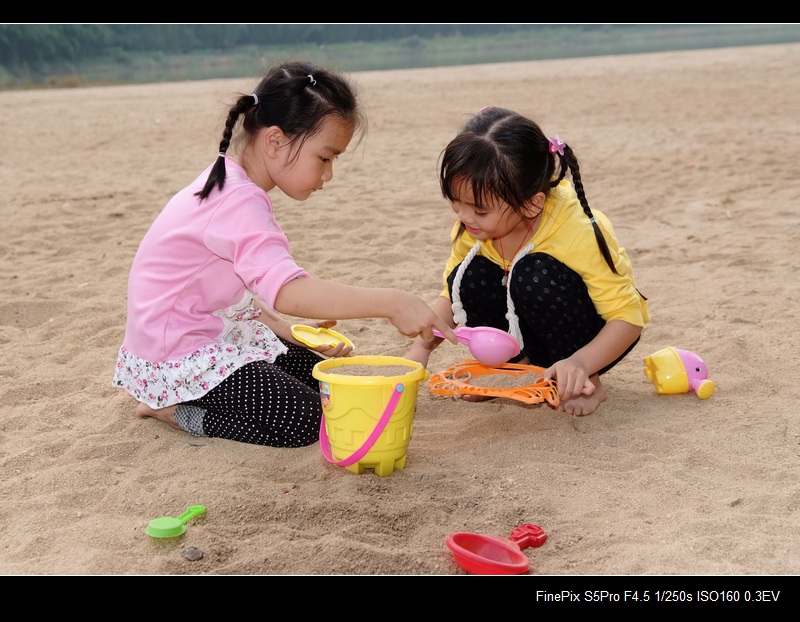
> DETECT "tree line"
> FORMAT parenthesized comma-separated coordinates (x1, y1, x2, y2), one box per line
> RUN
(0, 24, 584, 71)
(5, 24, 799, 89)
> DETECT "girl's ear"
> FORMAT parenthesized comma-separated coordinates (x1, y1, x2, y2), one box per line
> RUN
(525, 192, 547, 217)
(263, 126, 286, 157)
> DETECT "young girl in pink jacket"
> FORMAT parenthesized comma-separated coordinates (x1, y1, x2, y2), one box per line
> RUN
(113, 61, 455, 447)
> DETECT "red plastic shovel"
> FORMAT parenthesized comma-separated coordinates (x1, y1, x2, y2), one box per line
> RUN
(445, 523, 547, 575)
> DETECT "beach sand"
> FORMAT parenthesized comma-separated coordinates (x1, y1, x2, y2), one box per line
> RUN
(1, 43, 799, 576)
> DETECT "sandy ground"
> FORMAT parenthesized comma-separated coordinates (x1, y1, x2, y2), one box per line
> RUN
(1, 43, 799, 577)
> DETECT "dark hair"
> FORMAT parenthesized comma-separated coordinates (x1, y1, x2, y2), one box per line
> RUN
(196, 61, 365, 201)
(440, 106, 618, 274)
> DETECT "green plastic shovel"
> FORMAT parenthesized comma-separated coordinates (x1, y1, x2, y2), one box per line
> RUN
(145, 505, 206, 538)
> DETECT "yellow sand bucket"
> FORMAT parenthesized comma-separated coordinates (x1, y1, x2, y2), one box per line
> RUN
(312, 355, 428, 476)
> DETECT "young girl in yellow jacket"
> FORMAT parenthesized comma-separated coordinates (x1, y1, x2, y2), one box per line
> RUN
(406, 106, 649, 416)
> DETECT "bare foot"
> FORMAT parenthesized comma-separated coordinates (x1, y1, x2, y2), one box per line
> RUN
(556, 377, 607, 416)
(135, 402, 181, 430)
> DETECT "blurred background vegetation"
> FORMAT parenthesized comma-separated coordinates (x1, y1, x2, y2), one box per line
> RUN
(2, 23, 799, 90)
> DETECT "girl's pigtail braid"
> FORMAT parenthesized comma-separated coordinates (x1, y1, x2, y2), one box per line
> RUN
(562, 145, 619, 274)
(549, 154, 568, 187)
(195, 96, 252, 201)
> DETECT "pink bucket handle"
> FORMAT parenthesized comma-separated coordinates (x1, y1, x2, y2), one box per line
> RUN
(319, 383, 405, 466)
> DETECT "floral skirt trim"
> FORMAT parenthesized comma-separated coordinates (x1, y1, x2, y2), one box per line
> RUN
(112, 316, 287, 408)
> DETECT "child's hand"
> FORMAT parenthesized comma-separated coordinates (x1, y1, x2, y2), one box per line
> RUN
(544, 357, 595, 401)
(295, 319, 354, 357)
(388, 293, 458, 344)
(313, 341, 354, 357)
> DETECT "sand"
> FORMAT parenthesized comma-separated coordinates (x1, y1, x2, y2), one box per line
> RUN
(1, 43, 799, 577)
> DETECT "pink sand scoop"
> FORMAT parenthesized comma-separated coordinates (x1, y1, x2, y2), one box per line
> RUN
(432, 326, 521, 367)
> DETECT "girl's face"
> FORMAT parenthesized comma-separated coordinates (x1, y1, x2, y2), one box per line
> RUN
(269, 115, 354, 201)
(449, 179, 521, 240)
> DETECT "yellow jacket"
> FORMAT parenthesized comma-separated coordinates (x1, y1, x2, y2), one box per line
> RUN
(441, 179, 650, 328)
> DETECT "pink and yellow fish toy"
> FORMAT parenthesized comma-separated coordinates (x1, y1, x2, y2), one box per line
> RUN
(644, 347, 715, 400)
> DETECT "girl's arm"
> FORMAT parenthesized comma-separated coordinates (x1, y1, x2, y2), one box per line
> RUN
(253, 295, 353, 357)
(273, 278, 458, 345)
(544, 319, 643, 401)
(403, 296, 455, 367)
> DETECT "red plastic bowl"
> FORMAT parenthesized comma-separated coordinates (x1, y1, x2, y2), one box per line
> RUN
(445, 524, 547, 575)
(445, 532, 530, 575)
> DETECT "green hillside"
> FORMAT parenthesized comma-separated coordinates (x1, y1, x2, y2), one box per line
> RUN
(2, 23, 799, 90)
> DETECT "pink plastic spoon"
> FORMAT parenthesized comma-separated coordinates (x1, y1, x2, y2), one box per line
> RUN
(432, 326, 521, 366)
